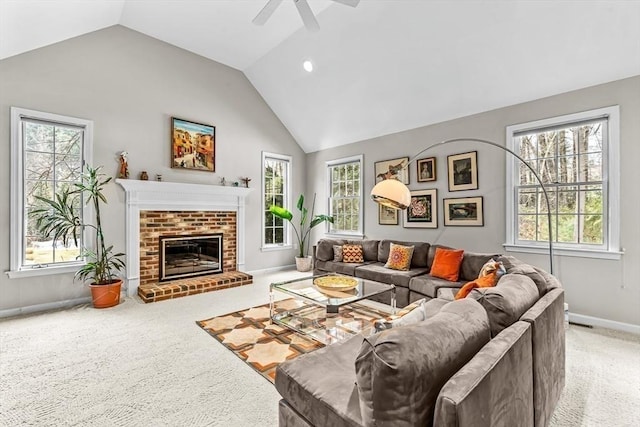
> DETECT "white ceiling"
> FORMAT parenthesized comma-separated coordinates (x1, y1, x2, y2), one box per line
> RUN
(2, 0, 639, 153)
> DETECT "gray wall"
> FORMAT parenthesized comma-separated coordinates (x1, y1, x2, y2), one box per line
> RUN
(0, 26, 305, 312)
(308, 76, 640, 327)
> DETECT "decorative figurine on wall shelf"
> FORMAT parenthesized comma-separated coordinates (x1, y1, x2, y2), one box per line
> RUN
(219, 177, 226, 186)
(118, 151, 129, 179)
(139, 171, 148, 180)
(241, 177, 251, 188)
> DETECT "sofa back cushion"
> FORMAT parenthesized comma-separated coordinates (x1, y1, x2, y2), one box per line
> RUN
(348, 239, 380, 261)
(378, 239, 430, 268)
(469, 273, 539, 336)
(459, 252, 502, 281)
(355, 298, 491, 427)
(496, 255, 551, 296)
(315, 239, 347, 262)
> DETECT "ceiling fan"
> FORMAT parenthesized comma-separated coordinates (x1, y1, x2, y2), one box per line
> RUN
(253, 0, 360, 32)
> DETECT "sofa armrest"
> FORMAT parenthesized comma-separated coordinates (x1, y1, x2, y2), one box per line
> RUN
(434, 321, 534, 427)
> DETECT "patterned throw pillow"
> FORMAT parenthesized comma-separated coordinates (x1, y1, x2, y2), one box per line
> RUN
(384, 243, 414, 271)
(342, 244, 364, 263)
(333, 245, 344, 262)
(430, 247, 465, 281)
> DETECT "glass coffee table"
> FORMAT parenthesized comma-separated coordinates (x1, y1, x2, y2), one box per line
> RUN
(269, 274, 396, 345)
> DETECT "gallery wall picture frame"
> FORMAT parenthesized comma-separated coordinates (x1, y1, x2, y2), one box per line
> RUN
(378, 204, 399, 225)
(374, 157, 409, 184)
(171, 117, 215, 172)
(416, 157, 436, 182)
(404, 189, 437, 228)
(443, 196, 484, 226)
(447, 151, 478, 191)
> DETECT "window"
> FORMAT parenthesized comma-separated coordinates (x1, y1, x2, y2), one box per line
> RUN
(505, 106, 620, 258)
(9, 107, 93, 278)
(262, 152, 292, 249)
(327, 155, 363, 237)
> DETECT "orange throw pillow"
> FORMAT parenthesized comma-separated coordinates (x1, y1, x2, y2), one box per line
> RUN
(430, 248, 464, 281)
(455, 271, 498, 300)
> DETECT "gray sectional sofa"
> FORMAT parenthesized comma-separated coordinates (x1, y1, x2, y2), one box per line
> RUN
(313, 238, 500, 307)
(276, 238, 565, 427)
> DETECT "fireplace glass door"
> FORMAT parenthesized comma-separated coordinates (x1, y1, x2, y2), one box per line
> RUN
(160, 234, 222, 281)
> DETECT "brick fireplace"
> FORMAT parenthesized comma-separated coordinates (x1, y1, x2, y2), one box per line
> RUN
(116, 179, 253, 302)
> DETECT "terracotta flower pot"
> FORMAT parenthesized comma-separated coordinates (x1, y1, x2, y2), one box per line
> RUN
(89, 279, 122, 309)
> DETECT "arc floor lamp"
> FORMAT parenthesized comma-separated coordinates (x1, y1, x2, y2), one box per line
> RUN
(370, 138, 554, 275)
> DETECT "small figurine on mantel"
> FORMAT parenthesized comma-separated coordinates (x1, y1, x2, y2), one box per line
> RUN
(241, 177, 251, 188)
(118, 151, 129, 179)
(219, 177, 226, 186)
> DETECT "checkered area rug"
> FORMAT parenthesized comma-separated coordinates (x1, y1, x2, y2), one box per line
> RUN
(196, 299, 387, 383)
(197, 300, 325, 383)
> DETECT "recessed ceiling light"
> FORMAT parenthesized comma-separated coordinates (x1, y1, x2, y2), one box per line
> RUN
(303, 60, 314, 72)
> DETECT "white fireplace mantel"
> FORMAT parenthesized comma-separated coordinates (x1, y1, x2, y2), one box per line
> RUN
(116, 179, 253, 297)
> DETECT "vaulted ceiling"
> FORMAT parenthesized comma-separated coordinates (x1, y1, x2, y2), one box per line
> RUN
(1, 0, 639, 153)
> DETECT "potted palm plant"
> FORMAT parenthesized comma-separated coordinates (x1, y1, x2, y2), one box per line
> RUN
(269, 194, 333, 272)
(31, 165, 126, 308)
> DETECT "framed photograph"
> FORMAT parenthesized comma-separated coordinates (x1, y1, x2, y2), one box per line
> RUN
(447, 151, 478, 191)
(378, 204, 399, 225)
(404, 189, 437, 228)
(444, 196, 484, 226)
(416, 157, 436, 182)
(171, 117, 215, 172)
(375, 157, 409, 184)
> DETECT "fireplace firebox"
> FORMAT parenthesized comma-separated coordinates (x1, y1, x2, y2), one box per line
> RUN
(160, 234, 223, 281)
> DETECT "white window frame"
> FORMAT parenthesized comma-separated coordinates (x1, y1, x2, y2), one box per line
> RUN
(261, 151, 292, 251)
(326, 154, 364, 238)
(504, 106, 621, 260)
(8, 107, 93, 278)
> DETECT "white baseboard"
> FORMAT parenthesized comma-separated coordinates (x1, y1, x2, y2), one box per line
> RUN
(0, 297, 92, 319)
(569, 313, 640, 335)
(246, 264, 296, 275)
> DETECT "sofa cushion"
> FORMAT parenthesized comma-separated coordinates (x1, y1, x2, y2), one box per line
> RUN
(355, 263, 430, 288)
(315, 259, 363, 276)
(436, 287, 458, 301)
(275, 334, 365, 427)
(430, 248, 464, 281)
(384, 243, 414, 271)
(409, 275, 464, 298)
(378, 239, 431, 267)
(459, 252, 501, 281)
(469, 273, 539, 336)
(497, 255, 549, 296)
(348, 239, 380, 262)
(342, 244, 364, 263)
(355, 298, 491, 427)
(316, 239, 347, 262)
(426, 244, 454, 269)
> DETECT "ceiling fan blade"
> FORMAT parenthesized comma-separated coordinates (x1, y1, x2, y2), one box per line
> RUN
(253, 0, 284, 25)
(331, 0, 360, 7)
(294, 0, 320, 32)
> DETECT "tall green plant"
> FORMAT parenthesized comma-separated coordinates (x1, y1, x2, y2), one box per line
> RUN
(269, 194, 333, 258)
(31, 165, 125, 284)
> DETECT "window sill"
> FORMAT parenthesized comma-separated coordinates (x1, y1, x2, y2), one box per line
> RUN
(261, 244, 293, 252)
(6, 264, 81, 279)
(503, 244, 623, 260)
(326, 232, 365, 240)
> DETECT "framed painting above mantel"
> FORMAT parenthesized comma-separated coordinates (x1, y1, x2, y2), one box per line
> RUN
(171, 117, 215, 172)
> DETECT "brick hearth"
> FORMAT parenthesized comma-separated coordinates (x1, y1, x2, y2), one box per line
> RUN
(137, 210, 252, 303)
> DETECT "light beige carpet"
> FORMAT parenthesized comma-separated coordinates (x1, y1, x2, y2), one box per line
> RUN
(1, 269, 638, 426)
